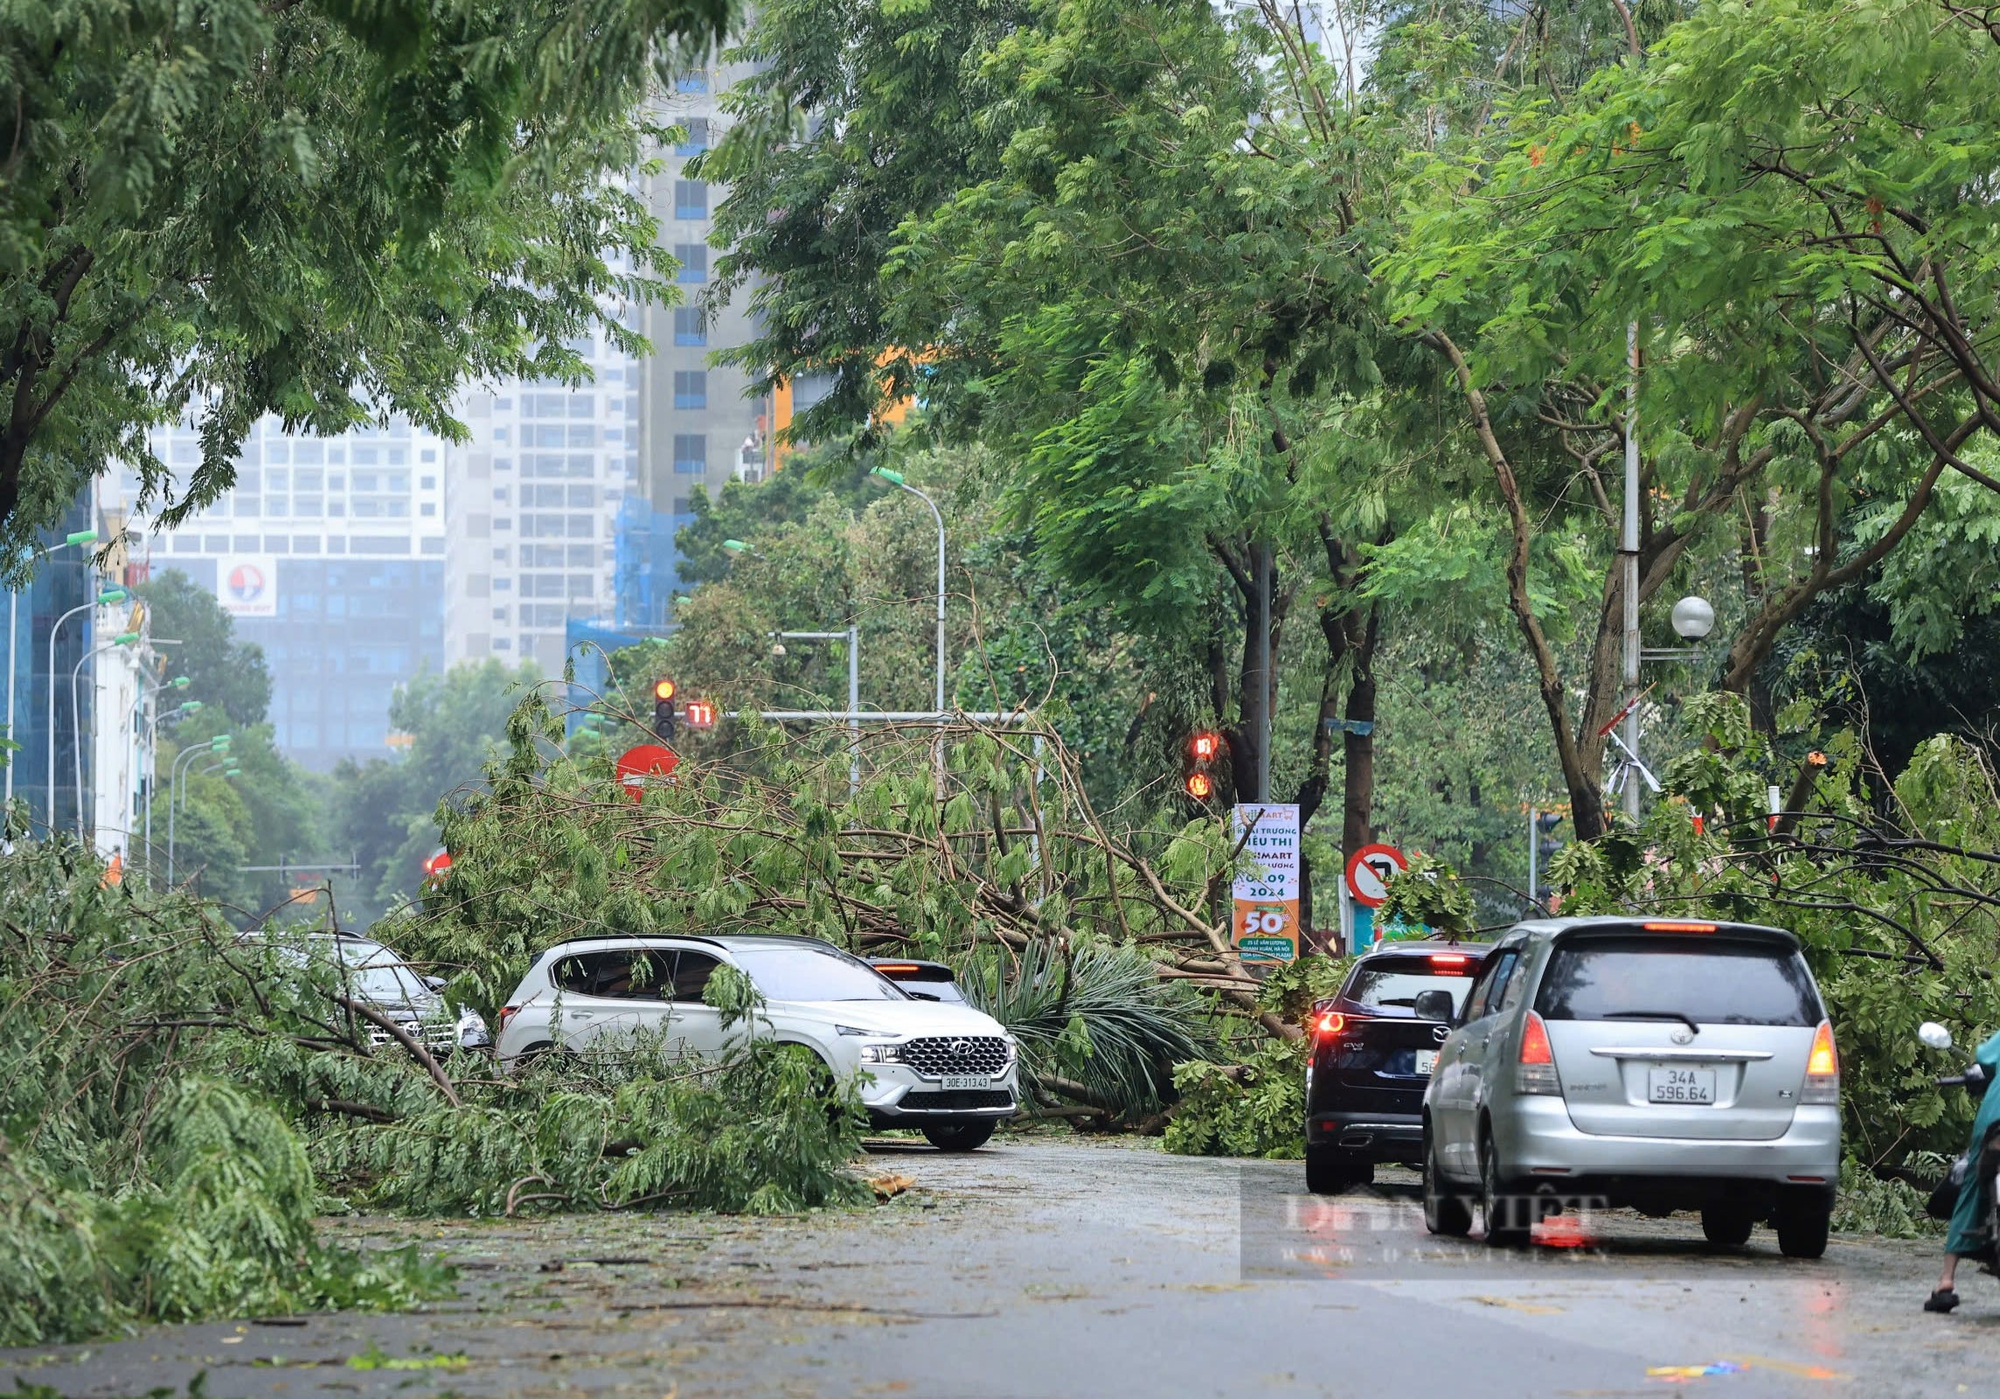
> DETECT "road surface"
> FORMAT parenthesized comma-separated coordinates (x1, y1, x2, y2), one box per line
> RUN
(6, 1137, 1996, 1397)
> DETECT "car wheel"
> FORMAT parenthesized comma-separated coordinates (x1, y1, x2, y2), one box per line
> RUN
(1480, 1127, 1529, 1247)
(1774, 1188, 1831, 1259)
(1701, 1199, 1755, 1248)
(1423, 1129, 1473, 1237)
(923, 1120, 995, 1152)
(513, 1041, 560, 1071)
(1305, 1144, 1373, 1195)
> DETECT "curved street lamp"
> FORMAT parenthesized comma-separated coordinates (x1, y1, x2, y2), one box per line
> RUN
(44, 584, 125, 831)
(167, 735, 231, 882)
(5, 528, 95, 813)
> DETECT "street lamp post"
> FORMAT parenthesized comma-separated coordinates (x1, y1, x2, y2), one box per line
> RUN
(72, 631, 139, 839)
(868, 468, 946, 715)
(135, 679, 191, 878)
(168, 735, 229, 883)
(43, 585, 124, 834)
(6, 529, 96, 814)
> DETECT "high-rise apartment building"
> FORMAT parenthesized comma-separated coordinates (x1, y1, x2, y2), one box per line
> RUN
(635, 65, 779, 548)
(113, 417, 447, 771)
(437, 329, 639, 674)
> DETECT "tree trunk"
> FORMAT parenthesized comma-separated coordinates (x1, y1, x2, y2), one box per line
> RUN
(1341, 603, 1380, 862)
(1236, 539, 1275, 802)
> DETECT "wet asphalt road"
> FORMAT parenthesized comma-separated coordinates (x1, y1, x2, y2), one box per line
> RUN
(5, 1137, 1997, 1398)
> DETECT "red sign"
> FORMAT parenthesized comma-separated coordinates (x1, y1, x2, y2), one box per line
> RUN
(616, 743, 679, 802)
(1344, 842, 1408, 908)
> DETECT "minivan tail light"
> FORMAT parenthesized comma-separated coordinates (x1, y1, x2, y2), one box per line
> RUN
(1802, 1020, 1839, 1104)
(1309, 1010, 1347, 1038)
(1517, 1010, 1561, 1095)
(498, 1005, 519, 1036)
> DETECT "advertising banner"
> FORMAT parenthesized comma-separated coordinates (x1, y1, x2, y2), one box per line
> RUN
(219, 557, 278, 617)
(1231, 803, 1300, 963)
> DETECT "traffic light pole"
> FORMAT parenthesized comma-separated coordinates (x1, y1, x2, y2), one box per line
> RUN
(1528, 806, 1539, 910)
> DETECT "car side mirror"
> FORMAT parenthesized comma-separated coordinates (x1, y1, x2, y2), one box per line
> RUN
(424, 975, 447, 992)
(1412, 989, 1455, 1024)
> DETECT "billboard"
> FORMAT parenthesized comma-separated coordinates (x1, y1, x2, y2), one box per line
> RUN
(219, 556, 278, 617)
(1231, 803, 1300, 963)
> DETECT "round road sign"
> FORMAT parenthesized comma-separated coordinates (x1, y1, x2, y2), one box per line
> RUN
(1345, 842, 1408, 908)
(616, 743, 679, 802)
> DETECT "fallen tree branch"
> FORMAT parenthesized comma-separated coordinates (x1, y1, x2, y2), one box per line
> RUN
(333, 995, 462, 1106)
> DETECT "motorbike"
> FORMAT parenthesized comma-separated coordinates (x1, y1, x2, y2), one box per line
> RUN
(1920, 1021, 2000, 1276)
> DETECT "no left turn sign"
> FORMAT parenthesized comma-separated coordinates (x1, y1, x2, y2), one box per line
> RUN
(1345, 842, 1408, 908)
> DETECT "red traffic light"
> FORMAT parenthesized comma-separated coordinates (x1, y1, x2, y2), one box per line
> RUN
(684, 699, 716, 730)
(1188, 730, 1221, 763)
(653, 677, 677, 702)
(1184, 771, 1214, 800)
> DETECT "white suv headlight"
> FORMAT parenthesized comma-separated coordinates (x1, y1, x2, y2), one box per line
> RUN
(859, 1043, 905, 1063)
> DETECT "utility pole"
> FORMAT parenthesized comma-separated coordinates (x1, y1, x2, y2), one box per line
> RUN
(1621, 322, 1642, 823)
(1249, 541, 1273, 803)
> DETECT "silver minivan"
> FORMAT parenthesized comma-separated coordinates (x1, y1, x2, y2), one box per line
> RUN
(1420, 917, 1840, 1257)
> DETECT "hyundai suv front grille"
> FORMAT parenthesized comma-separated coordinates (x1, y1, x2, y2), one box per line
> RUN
(902, 1035, 1010, 1077)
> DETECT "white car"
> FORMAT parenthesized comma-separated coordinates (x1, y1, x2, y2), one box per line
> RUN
(495, 935, 1019, 1150)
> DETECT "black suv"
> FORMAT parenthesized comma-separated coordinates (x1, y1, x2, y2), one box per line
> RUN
(1304, 940, 1494, 1193)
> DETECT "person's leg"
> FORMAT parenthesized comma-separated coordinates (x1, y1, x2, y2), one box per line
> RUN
(1927, 1253, 1962, 1312)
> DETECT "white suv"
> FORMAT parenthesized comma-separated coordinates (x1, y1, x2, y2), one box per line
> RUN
(495, 935, 1020, 1150)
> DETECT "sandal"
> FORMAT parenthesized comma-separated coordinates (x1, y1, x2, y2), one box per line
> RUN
(1924, 1288, 1960, 1313)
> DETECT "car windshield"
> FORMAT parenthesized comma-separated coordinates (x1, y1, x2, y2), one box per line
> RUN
(1536, 936, 1821, 1027)
(1344, 962, 1478, 1015)
(732, 946, 908, 1002)
(335, 943, 429, 1004)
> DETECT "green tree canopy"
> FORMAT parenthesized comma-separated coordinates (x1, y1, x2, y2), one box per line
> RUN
(135, 568, 271, 725)
(0, 0, 733, 550)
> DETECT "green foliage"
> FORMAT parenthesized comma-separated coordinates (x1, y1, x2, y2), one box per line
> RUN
(0, 0, 735, 545)
(959, 940, 1209, 1116)
(1162, 1040, 1308, 1160)
(1542, 694, 2000, 1175)
(1832, 1157, 1945, 1240)
(320, 1040, 870, 1218)
(327, 660, 539, 922)
(1377, 852, 1476, 937)
(136, 570, 273, 725)
(0, 842, 453, 1345)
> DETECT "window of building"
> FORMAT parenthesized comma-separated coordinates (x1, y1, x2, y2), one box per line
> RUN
(673, 434, 706, 473)
(567, 484, 595, 507)
(420, 475, 436, 489)
(674, 371, 707, 410)
(421, 502, 436, 516)
(674, 117, 709, 155)
(675, 179, 707, 220)
(676, 72, 709, 94)
(674, 243, 707, 283)
(674, 309, 707, 346)
(567, 544, 596, 566)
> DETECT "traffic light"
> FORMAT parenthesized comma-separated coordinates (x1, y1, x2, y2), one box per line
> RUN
(652, 677, 678, 740)
(1183, 729, 1223, 802)
(1530, 810, 1565, 901)
(684, 698, 716, 730)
